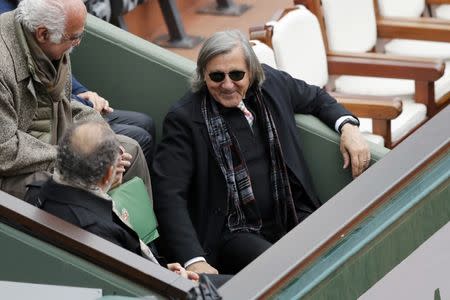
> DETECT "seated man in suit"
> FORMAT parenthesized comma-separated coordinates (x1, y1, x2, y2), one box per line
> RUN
(153, 30, 370, 275)
(39, 120, 198, 281)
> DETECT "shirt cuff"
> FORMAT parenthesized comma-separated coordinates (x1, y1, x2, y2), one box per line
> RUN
(184, 256, 206, 269)
(335, 115, 359, 133)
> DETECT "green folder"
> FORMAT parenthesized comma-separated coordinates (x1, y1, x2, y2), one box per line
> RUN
(108, 177, 159, 244)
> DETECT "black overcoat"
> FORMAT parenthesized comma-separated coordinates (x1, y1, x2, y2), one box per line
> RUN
(39, 178, 142, 255)
(152, 65, 353, 265)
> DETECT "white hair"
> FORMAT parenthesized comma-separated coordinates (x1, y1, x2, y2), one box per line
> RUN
(15, 0, 66, 43)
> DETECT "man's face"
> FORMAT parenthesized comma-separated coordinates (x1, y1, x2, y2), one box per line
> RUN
(203, 46, 250, 108)
(38, 7, 86, 61)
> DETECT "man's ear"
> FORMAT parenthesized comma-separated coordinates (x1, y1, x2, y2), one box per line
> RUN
(102, 165, 115, 185)
(35, 26, 49, 43)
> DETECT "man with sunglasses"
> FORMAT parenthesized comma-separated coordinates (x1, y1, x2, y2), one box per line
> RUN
(0, 0, 152, 200)
(153, 30, 370, 275)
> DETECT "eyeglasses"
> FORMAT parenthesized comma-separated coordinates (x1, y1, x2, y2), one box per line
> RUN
(208, 70, 246, 83)
(61, 31, 85, 45)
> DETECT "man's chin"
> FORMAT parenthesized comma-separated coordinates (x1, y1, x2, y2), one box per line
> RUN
(217, 94, 241, 106)
(60, 47, 74, 59)
(52, 48, 72, 61)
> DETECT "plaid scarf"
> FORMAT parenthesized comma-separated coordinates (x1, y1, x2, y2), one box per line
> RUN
(201, 88, 299, 233)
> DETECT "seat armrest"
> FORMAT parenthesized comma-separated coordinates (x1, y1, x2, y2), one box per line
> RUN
(249, 25, 272, 47)
(332, 93, 404, 148)
(327, 51, 443, 116)
(332, 93, 402, 120)
(327, 51, 445, 81)
(427, 0, 450, 4)
(377, 16, 450, 42)
(248, 7, 296, 47)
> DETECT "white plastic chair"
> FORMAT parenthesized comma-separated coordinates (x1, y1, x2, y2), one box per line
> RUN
(377, 0, 426, 18)
(310, 0, 450, 115)
(435, 4, 450, 20)
(253, 6, 433, 147)
(250, 40, 277, 69)
(376, 0, 450, 61)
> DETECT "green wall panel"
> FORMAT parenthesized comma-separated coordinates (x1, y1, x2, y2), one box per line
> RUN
(274, 152, 450, 299)
(296, 115, 388, 203)
(0, 224, 165, 299)
(71, 15, 195, 141)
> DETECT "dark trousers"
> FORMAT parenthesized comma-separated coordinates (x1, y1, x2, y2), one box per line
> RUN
(0, 0, 16, 14)
(216, 231, 273, 274)
(104, 109, 156, 167)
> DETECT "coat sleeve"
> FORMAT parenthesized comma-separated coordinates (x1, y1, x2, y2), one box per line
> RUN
(152, 109, 206, 264)
(0, 79, 56, 176)
(70, 76, 94, 108)
(71, 75, 88, 95)
(70, 100, 104, 122)
(264, 65, 353, 129)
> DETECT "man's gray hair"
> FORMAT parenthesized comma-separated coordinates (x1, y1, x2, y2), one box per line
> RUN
(16, 0, 66, 43)
(56, 121, 120, 189)
(191, 30, 265, 91)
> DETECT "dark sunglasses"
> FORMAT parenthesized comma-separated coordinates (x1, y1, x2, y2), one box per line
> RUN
(208, 70, 246, 83)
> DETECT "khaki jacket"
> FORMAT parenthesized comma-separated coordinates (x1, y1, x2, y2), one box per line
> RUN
(0, 11, 102, 198)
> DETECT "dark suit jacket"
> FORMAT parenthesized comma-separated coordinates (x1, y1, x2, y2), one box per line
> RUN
(152, 65, 353, 265)
(71, 76, 94, 107)
(39, 178, 142, 255)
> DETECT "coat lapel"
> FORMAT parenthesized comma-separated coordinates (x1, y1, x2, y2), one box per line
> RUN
(0, 11, 31, 83)
(260, 84, 318, 205)
(190, 93, 219, 159)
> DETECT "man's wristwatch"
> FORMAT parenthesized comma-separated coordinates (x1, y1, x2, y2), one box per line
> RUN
(338, 117, 360, 134)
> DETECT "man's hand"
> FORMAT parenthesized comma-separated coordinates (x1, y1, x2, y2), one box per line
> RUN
(110, 172, 123, 190)
(167, 263, 200, 282)
(186, 261, 219, 274)
(77, 91, 113, 114)
(340, 123, 371, 178)
(110, 146, 132, 189)
(117, 145, 132, 171)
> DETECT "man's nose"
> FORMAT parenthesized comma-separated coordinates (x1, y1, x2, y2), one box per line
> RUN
(221, 76, 234, 89)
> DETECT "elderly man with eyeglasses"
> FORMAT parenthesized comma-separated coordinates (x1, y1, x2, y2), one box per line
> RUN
(0, 0, 152, 200)
(0, 0, 156, 179)
(152, 30, 371, 275)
